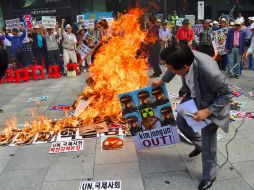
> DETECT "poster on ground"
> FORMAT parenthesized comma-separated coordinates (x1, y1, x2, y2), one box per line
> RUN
(79, 180, 121, 190)
(49, 140, 84, 154)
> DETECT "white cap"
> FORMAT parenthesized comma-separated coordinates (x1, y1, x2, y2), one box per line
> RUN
(220, 18, 227, 23)
(213, 21, 219, 25)
(235, 19, 242, 25)
(65, 24, 72, 29)
(248, 17, 254, 22)
(157, 19, 162, 23)
(249, 23, 254, 30)
(34, 25, 40, 29)
(229, 22, 234, 26)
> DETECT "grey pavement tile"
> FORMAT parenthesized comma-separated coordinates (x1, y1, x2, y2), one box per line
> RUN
(138, 146, 186, 174)
(0, 168, 47, 190)
(95, 141, 138, 164)
(238, 128, 254, 145)
(218, 139, 254, 164)
(175, 143, 240, 182)
(210, 178, 252, 190)
(217, 127, 245, 142)
(0, 159, 10, 174)
(41, 180, 81, 190)
(143, 171, 197, 190)
(4, 146, 53, 171)
(0, 146, 19, 160)
(44, 154, 94, 181)
(94, 162, 144, 190)
(233, 161, 254, 188)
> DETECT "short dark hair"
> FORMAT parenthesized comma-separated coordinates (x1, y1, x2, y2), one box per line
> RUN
(12, 28, 18, 33)
(160, 43, 194, 70)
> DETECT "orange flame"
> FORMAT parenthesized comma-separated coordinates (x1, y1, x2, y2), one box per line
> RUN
(78, 8, 149, 123)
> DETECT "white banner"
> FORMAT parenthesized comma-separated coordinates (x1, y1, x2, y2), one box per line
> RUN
(198, 1, 205, 20)
(5, 18, 20, 29)
(84, 19, 95, 29)
(79, 180, 121, 190)
(49, 140, 84, 154)
(42, 16, 56, 28)
(133, 125, 180, 150)
(78, 44, 92, 57)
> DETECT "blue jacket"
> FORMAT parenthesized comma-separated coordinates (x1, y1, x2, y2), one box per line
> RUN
(225, 28, 245, 54)
(5, 30, 26, 56)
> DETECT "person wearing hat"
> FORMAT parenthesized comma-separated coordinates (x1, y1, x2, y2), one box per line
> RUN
(126, 115, 141, 136)
(156, 19, 162, 28)
(76, 26, 87, 72)
(212, 21, 219, 31)
(159, 21, 171, 50)
(30, 25, 47, 68)
(61, 19, 77, 75)
(244, 23, 254, 67)
(225, 19, 246, 78)
(152, 86, 168, 106)
(199, 19, 214, 57)
(228, 21, 234, 29)
(4, 25, 26, 68)
(137, 90, 152, 109)
(176, 19, 194, 46)
(45, 27, 62, 73)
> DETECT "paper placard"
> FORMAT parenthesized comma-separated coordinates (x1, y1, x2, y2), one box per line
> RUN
(49, 140, 84, 154)
(84, 19, 95, 29)
(79, 180, 121, 190)
(5, 18, 20, 29)
(42, 16, 56, 28)
(133, 125, 180, 150)
(78, 44, 92, 57)
(192, 24, 204, 35)
(211, 28, 228, 55)
(27, 96, 49, 103)
(23, 15, 33, 29)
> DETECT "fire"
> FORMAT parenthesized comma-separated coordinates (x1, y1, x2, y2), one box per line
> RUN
(0, 8, 149, 144)
(78, 8, 149, 123)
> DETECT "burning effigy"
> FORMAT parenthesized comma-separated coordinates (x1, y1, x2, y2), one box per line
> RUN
(0, 9, 150, 146)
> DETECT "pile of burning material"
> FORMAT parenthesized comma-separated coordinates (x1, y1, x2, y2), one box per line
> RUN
(0, 8, 149, 146)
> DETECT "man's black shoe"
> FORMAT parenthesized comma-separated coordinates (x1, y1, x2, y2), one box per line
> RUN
(62, 72, 67, 76)
(188, 148, 201, 158)
(198, 178, 216, 190)
(0, 109, 3, 113)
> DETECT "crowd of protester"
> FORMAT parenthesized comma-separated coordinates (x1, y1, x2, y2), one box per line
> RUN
(1, 12, 254, 80)
(147, 12, 254, 79)
(0, 18, 108, 76)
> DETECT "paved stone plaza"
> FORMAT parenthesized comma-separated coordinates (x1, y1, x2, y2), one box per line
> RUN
(0, 69, 254, 190)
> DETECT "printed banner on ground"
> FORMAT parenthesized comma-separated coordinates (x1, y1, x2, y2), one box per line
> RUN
(133, 125, 180, 150)
(79, 180, 121, 190)
(42, 16, 56, 28)
(5, 18, 20, 29)
(49, 140, 84, 154)
(27, 96, 49, 103)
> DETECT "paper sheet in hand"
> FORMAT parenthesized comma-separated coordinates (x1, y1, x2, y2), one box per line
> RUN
(176, 99, 212, 132)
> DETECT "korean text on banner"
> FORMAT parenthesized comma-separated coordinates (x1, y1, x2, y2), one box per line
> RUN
(79, 180, 121, 190)
(5, 18, 20, 29)
(49, 140, 84, 154)
(42, 16, 56, 28)
(133, 125, 180, 150)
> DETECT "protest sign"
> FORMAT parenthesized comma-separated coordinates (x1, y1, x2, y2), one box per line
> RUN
(23, 15, 33, 29)
(84, 19, 95, 29)
(77, 15, 85, 23)
(211, 28, 228, 55)
(27, 96, 49, 103)
(192, 24, 204, 35)
(5, 18, 20, 29)
(42, 16, 56, 28)
(49, 140, 84, 154)
(79, 180, 121, 190)
(56, 128, 82, 142)
(37, 20, 43, 27)
(176, 18, 185, 26)
(185, 15, 195, 26)
(133, 125, 180, 150)
(78, 44, 92, 57)
(83, 12, 113, 20)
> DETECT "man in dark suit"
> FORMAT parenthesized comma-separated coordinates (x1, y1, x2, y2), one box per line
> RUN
(153, 44, 230, 190)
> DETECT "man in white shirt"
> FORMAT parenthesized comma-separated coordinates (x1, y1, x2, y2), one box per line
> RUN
(61, 19, 77, 75)
(159, 21, 171, 49)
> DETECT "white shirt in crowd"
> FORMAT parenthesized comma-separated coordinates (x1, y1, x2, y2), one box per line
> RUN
(159, 27, 171, 42)
(185, 64, 196, 98)
(247, 34, 254, 54)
